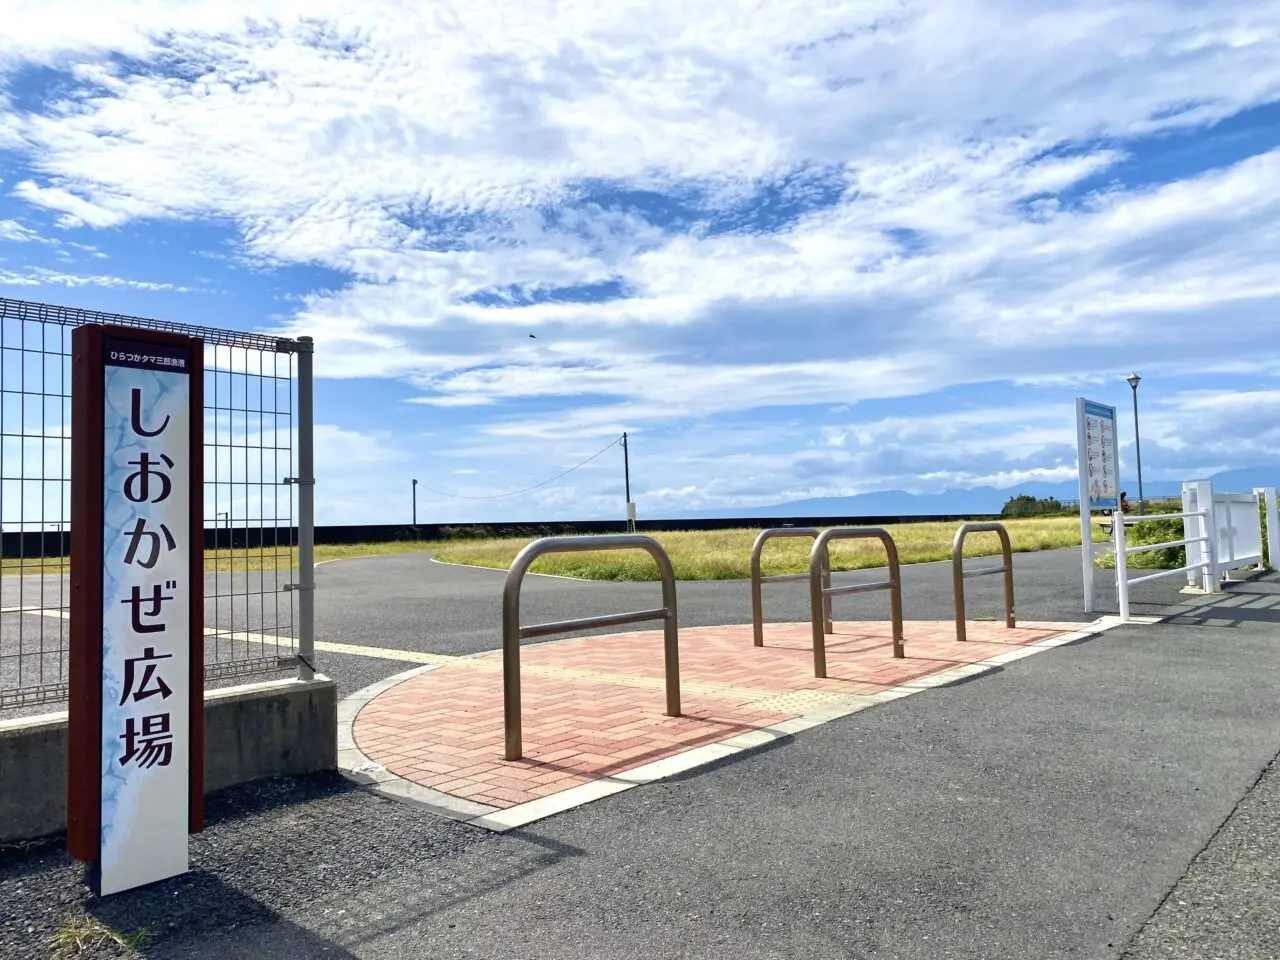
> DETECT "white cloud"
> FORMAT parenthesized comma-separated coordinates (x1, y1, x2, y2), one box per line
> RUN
(314, 423, 409, 468)
(0, 218, 39, 242)
(0, 266, 189, 291)
(10, 180, 140, 228)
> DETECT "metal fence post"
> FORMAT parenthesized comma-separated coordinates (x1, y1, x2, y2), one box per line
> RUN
(1181, 483, 1198, 588)
(1258, 487, 1280, 571)
(1196, 480, 1218, 593)
(1114, 506, 1130, 622)
(296, 336, 316, 682)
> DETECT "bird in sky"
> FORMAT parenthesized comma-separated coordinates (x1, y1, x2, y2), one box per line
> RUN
(529, 333, 537, 338)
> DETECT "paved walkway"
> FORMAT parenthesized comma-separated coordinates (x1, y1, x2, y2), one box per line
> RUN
(349, 618, 1081, 823)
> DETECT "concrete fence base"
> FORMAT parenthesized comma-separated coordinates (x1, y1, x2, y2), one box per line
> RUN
(0, 675, 338, 844)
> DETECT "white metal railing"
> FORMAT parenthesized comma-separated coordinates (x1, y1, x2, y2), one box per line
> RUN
(1113, 507, 1216, 622)
(1181, 480, 1269, 585)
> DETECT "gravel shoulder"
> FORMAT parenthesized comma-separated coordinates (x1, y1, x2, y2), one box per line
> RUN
(1120, 755, 1280, 959)
(0, 774, 489, 960)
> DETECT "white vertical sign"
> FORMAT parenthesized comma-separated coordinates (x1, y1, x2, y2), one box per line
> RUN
(1077, 398, 1120, 612)
(99, 339, 192, 895)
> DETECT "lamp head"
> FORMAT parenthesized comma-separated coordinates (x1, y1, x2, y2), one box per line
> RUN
(1126, 372, 1141, 390)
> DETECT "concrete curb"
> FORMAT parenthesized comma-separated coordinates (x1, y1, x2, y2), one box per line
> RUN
(336, 616, 1124, 834)
(338, 666, 501, 824)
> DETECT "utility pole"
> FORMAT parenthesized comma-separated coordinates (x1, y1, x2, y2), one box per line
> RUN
(1126, 373, 1145, 515)
(412, 478, 418, 526)
(622, 432, 636, 532)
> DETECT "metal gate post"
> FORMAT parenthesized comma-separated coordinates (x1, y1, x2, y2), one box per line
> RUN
(1113, 505, 1131, 622)
(295, 336, 316, 682)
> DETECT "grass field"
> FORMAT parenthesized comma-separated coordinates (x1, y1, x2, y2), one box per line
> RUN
(1, 517, 1085, 581)
(432, 517, 1083, 581)
(0, 540, 436, 576)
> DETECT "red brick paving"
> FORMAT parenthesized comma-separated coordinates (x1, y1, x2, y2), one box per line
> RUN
(354, 620, 1070, 810)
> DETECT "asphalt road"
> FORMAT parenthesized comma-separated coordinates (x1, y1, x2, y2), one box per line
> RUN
(1119, 578, 1280, 958)
(1122, 755, 1280, 960)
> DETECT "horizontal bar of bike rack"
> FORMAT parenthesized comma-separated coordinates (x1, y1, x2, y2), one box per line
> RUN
(825, 579, 895, 597)
(519, 607, 670, 640)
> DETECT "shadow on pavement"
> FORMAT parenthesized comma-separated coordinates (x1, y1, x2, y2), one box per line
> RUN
(86, 873, 362, 960)
(1162, 574, 1280, 629)
(201, 833, 592, 958)
(0, 771, 496, 960)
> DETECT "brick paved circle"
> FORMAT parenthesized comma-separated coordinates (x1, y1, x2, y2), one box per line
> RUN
(353, 620, 1072, 810)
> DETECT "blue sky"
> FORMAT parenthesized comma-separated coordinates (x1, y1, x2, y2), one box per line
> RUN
(1, 1, 1279, 523)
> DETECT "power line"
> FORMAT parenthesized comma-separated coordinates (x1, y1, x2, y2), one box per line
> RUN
(415, 435, 624, 501)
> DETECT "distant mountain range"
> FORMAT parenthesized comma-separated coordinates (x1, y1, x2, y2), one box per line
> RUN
(665, 467, 1280, 520)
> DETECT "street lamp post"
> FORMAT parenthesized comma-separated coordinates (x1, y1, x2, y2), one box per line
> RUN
(1126, 372, 1145, 515)
(412, 478, 418, 526)
(216, 511, 229, 553)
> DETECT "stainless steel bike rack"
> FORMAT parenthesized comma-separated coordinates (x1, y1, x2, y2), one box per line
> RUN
(750, 527, 832, 646)
(808, 528, 904, 677)
(502, 535, 681, 761)
(951, 522, 1015, 642)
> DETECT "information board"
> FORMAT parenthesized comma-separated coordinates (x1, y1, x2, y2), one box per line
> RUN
(1078, 399, 1119, 509)
(1076, 397, 1120, 612)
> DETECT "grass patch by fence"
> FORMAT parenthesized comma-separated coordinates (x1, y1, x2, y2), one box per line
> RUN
(432, 517, 1083, 581)
(1093, 508, 1188, 571)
